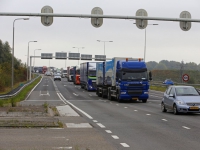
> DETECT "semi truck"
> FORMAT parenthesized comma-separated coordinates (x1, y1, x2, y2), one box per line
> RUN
(73, 66, 80, 85)
(61, 68, 68, 78)
(42, 66, 47, 74)
(67, 67, 74, 82)
(80, 62, 97, 91)
(96, 57, 152, 103)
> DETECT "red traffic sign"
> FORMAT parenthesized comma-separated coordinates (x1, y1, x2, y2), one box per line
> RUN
(182, 74, 189, 82)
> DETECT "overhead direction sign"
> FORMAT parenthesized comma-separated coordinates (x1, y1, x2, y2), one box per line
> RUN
(41, 53, 53, 59)
(182, 74, 189, 82)
(55, 52, 67, 59)
(81, 54, 92, 60)
(41, 6, 53, 27)
(95, 55, 106, 61)
(68, 53, 80, 60)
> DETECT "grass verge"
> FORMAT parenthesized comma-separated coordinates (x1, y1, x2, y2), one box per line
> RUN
(0, 76, 41, 107)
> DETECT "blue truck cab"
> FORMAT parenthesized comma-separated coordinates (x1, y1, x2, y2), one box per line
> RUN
(96, 57, 152, 103)
(80, 62, 97, 91)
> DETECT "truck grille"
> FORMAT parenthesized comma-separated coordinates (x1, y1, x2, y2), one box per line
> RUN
(128, 84, 143, 87)
(128, 90, 143, 95)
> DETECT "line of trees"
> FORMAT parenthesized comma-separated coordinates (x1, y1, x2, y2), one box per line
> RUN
(0, 39, 27, 92)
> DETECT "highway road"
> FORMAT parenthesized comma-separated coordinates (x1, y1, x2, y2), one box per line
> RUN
(22, 76, 200, 150)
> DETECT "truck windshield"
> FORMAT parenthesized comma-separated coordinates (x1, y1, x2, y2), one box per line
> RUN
(121, 72, 148, 81)
(88, 70, 96, 77)
(76, 70, 80, 75)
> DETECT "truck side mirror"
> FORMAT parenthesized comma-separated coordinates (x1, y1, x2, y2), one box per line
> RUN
(149, 71, 152, 81)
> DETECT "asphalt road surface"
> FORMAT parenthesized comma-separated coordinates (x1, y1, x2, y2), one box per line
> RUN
(21, 76, 200, 150)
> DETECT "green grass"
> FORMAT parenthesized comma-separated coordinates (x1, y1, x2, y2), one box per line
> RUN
(0, 76, 41, 107)
(150, 85, 167, 92)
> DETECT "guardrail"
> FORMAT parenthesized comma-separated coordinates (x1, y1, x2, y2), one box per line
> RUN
(0, 75, 41, 100)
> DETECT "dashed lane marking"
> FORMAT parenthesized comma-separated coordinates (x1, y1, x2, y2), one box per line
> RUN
(96, 123, 106, 128)
(146, 114, 151, 116)
(105, 130, 112, 133)
(93, 120, 98, 122)
(134, 110, 138, 112)
(120, 143, 130, 147)
(112, 135, 119, 139)
(124, 107, 128, 109)
(73, 93, 78, 96)
(116, 104, 119, 106)
(89, 94, 92, 96)
(162, 119, 168, 121)
(182, 126, 191, 130)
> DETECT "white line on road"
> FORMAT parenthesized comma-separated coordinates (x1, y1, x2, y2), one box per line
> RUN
(134, 110, 138, 111)
(89, 94, 92, 96)
(58, 93, 93, 119)
(73, 93, 78, 96)
(105, 130, 112, 133)
(93, 120, 98, 122)
(146, 114, 151, 116)
(120, 143, 130, 147)
(162, 119, 168, 121)
(96, 123, 106, 128)
(64, 85, 67, 86)
(182, 126, 191, 130)
(116, 104, 119, 106)
(57, 93, 67, 104)
(124, 107, 128, 109)
(112, 135, 119, 139)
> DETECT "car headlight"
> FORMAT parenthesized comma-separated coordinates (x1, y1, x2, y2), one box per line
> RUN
(176, 100, 186, 105)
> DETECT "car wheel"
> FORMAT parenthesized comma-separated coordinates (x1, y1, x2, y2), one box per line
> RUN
(161, 102, 167, 112)
(173, 104, 179, 115)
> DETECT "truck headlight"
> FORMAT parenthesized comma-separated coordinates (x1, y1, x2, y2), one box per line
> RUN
(89, 86, 93, 89)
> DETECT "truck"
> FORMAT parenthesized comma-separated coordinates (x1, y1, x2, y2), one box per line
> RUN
(96, 57, 152, 103)
(73, 66, 80, 85)
(42, 66, 47, 74)
(80, 62, 97, 91)
(61, 68, 68, 78)
(67, 67, 74, 82)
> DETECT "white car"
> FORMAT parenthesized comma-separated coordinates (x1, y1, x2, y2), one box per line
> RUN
(54, 74, 61, 81)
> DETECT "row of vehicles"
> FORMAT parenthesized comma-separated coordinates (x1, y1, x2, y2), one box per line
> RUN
(67, 57, 152, 103)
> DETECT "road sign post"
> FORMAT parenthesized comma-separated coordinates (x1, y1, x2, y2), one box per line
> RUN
(182, 74, 189, 82)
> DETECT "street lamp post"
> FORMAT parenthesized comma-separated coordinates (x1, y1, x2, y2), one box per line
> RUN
(134, 23, 158, 62)
(33, 49, 41, 71)
(73, 47, 84, 65)
(97, 40, 113, 55)
(12, 18, 29, 90)
(27, 41, 37, 81)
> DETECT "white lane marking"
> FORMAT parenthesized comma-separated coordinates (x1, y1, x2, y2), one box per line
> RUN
(25, 76, 43, 100)
(120, 143, 130, 147)
(58, 93, 93, 119)
(182, 126, 191, 130)
(73, 93, 78, 96)
(40, 90, 50, 96)
(105, 130, 112, 133)
(93, 120, 98, 123)
(66, 123, 92, 128)
(57, 93, 67, 104)
(89, 94, 92, 96)
(112, 135, 119, 139)
(116, 104, 119, 106)
(64, 85, 67, 86)
(146, 114, 151, 116)
(96, 123, 106, 128)
(53, 147, 72, 149)
(162, 119, 168, 121)
(124, 107, 128, 109)
(134, 110, 138, 112)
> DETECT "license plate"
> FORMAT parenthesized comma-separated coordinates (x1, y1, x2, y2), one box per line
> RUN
(189, 106, 199, 110)
(132, 98, 138, 100)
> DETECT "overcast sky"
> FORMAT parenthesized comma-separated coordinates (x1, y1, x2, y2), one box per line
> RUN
(0, 0, 200, 68)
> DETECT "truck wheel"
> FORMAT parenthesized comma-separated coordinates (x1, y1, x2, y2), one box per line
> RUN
(116, 91, 122, 103)
(142, 99, 147, 103)
(108, 89, 113, 101)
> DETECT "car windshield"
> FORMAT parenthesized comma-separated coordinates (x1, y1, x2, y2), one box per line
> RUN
(121, 71, 148, 81)
(175, 87, 199, 96)
(166, 79, 172, 82)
